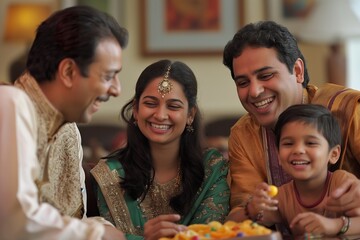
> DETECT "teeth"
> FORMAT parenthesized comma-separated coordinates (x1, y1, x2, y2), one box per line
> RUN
(291, 160, 309, 165)
(254, 98, 273, 108)
(151, 123, 170, 130)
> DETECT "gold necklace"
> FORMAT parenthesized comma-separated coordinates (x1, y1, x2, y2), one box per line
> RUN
(139, 167, 182, 220)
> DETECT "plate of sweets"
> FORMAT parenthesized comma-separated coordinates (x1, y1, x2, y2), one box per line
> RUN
(160, 220, 282, 240)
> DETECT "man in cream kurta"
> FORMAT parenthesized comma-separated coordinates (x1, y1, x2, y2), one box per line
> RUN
(0, 5, 128, 240)
(0, 81, 107, 239)
(15, 73, 85, 218)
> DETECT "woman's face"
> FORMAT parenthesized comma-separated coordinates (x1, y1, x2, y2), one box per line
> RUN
(134, 77, 195, 148)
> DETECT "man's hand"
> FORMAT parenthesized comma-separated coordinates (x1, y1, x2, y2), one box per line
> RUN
(326, 178, 360, 216)
(102, 225, 126, 240)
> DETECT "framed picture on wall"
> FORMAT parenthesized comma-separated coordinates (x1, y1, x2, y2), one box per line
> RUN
(140, 0, 244, 56)
(266, 0, 315, 36)
(59, 0, 125, 24)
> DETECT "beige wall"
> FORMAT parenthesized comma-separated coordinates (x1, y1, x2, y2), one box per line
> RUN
(0, 0, 327, 126)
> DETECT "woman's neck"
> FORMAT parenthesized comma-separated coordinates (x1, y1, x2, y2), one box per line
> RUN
(150, 142, 180, 184)
(150, 141, 179, 169)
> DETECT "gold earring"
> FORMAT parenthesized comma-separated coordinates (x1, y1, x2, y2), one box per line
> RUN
(186, 124, 194, 133)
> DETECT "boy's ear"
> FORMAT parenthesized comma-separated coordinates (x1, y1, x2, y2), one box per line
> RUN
(329, 145, 341, 165)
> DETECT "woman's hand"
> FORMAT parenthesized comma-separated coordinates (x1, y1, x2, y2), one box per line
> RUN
(143, 214, 186, 240)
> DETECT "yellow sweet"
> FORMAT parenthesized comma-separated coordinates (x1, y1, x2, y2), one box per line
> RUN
(159, 220, 272, 240)
(207, 221, 222, 230)
(268, 185, 278, 197)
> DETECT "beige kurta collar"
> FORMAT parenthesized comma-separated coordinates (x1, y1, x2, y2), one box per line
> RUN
(14, 72, 84, 218)
(15, 72, 64, 138)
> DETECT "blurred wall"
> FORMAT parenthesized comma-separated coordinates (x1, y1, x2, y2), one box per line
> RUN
(0, 0, 327, 126)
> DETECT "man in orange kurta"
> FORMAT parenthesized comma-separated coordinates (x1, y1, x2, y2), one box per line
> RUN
(222, 21, 360, 222)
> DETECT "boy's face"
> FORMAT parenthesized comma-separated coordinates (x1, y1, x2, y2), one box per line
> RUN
(278, 121, 340, 184)
(232, 47, 304, 128)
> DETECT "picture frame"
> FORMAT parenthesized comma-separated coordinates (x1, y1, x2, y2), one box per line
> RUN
(266, 0, 315, 37)
(140, 0, 244, 56)
(59, 0, 125, 24)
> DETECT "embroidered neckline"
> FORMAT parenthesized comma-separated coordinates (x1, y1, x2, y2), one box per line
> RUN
(139, 168, 182, 220)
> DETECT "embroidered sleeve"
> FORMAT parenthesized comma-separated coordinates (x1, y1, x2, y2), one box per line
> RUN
(190, 149, 230, 224)
(91, 160, 142, 235)
(96, 185, 116, 226)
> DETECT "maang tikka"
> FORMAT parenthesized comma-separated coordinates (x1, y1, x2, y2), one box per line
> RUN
(158, 64, 173, 98)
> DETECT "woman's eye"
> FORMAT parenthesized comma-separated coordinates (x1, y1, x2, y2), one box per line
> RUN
(168, 105, 181, 110)
(144, 102, 156, 107)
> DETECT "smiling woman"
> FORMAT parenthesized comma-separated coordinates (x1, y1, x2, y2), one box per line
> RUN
(89, 59, 230, 240)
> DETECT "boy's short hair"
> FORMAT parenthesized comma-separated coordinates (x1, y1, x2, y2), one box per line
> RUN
(274, 104, 341, 149)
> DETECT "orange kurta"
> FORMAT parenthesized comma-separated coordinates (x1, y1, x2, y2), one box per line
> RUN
(229, 84, 360, 212)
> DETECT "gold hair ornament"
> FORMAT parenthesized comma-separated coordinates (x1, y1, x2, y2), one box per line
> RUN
(158, 64, 173, 98)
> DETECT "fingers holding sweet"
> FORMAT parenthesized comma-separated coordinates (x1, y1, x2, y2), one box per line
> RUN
(254, 183, 278, 210)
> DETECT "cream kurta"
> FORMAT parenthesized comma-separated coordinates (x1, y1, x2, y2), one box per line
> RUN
(0, 75, 107, 239)
(15, 73, 84, 218)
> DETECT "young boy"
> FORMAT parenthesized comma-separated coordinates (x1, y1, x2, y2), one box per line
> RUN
(245, 104, 360, 237)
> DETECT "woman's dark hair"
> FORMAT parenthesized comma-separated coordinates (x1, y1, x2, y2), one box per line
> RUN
(223, 21, 309, 87)
(27, 5, 128, 83)
(274, 104, 341, 150)
(108, 59, 204, 216)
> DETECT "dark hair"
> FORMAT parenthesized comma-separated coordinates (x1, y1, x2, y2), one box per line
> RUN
(108, 59, 204, 216)
(223, 21, 309, 87)
(274, 104, 341, 150)
(27, 5, 129, 83)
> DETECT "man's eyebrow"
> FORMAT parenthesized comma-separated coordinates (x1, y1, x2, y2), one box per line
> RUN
(234, 66, 273, 80)
(252, 66, 273, 75)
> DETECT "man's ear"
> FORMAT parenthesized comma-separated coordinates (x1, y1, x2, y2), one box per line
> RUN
(57, 58, 76, 88)
(294, 58, 305, 84)
(329, 145, 341, 165)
